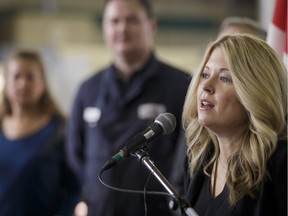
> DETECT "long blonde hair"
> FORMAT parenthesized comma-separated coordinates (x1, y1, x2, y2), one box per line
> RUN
(182, 34, 287, 205)
(0, 50, 63, 119)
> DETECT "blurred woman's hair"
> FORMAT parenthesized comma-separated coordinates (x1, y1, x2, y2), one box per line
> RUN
(182, 34, 287, 205)
(0, 50, 64, 118)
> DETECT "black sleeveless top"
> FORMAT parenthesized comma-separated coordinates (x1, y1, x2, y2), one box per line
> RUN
(185, 139, 287, 216)
(193, 175, 230, 216)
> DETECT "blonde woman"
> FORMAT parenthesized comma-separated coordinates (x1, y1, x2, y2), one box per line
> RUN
(182, 34, 287, 216)
(0, 50, 80, 215)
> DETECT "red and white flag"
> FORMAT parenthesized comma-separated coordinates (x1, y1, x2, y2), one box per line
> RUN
(266, 0, 287, 68)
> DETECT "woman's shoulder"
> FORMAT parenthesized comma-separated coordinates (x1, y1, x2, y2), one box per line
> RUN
(39, 115, 65, 152)
(267, 138, 287, 178)
(273, 138, 287, 161)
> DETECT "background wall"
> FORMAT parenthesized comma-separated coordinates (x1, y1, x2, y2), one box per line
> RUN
(0, 0, 274, 114)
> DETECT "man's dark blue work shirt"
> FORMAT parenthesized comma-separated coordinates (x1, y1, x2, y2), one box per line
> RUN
(67, 54, 190, 216)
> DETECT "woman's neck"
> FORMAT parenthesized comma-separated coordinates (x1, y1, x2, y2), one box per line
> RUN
(2, 107, 51, 139)
(210, 130, 246, 198)
(216, 127, 247, 164)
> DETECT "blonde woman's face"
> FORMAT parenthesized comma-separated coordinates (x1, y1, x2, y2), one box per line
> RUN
(4, 59, 45, 107)
(196, 47, 247, 136)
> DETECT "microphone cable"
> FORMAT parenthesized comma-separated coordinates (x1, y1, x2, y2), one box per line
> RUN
(98, 168, 171, 216)
(143, 172, 152, 216)
(98, 168, 171, 197)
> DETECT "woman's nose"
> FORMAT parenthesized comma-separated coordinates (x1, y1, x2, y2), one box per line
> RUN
(17, 77, 29, 88)
(201, 79, 215, 94)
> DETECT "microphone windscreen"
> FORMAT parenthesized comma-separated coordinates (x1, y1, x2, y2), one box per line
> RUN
(155, 113, 176, 135)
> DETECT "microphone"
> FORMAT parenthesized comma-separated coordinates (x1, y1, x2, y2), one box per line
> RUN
(101, 113, 176, 171)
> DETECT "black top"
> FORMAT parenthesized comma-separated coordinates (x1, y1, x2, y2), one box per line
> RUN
(184, 139, 287, 216)
(194, 175, 229, 216)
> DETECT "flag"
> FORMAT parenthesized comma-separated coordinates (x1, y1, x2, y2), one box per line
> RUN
(266, 0, 288, 68)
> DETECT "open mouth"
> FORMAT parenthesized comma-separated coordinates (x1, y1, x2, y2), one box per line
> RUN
(200, 99, 214, 109)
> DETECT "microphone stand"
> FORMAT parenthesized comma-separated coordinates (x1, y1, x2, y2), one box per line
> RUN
(133, 148, 198, 216)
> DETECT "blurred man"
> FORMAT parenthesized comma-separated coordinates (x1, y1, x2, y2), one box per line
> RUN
(66, 0, 190, 215)
(218, 16, 267, 40)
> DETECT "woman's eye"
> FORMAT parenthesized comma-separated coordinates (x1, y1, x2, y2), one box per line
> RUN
(201, 72, 209, 79)
(220, 76, 232, 83)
